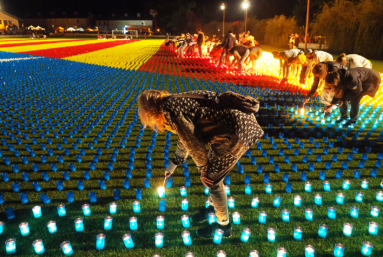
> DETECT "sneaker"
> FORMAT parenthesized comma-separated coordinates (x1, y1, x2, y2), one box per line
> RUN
(190, 206, 214, 223)
(335, 118, 347, 124)
(196, 222, 232, 238)
(343, 120, 356, 128)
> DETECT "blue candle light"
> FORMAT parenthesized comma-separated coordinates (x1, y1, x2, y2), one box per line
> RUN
(96, 233, 106, 250)
(0, 221, 4, 234)
(58, 204, 66, 217)
(157, 216, 164, 229)
(225, 185, 230, 195)
(334, 243, 345, 257)
(273, 196, 282, 207)
(361, 241, 373, 256)
(305, 208, 313, 221)
(47, 221, 57, 233)
(356, 192, 364, 202)
(267, 228, 276, 242)
(259, 211, 267, 224)
(277, 247, 287, 257)
(323, 181, 331, 191)
(82, 204, 91, 216)
(204, 187, 209, 195)
(249, 250, 259, 257)
(109, 202, 117, 214)
(371, 206, 380, 217)
(305, 182, 312, 192)
(205, 199, 210, 208)
(315, 194, 322, 205)
(305, 245, 315, 257)
(369, 221, 378, 236)
(104, 216, 113, 230)
(32, 239, 45, 255)
(181, 215, 190, 228)
(265, 183, 272, 194)
(342, 180, 351, 190)
(5, 207, 15, 219)
(208, 212, 216, 224)
(159, 200, 166, 212)
(282, 209, 290, 222)
(294, 195, 302, 207)
(155, 233, 164, 248)
(350, 206, 359, 218)
(361, 179, 369, 189)
(32, 206, 42, 218)
(343, 223, 353, 237)
(213, 229, 224, 244)
(122, 234, 134, 249)
(294, 226, 303, 240)
(245, 184, 251, 195)
(181, 199, 189, 211)
(133, 201, 140, 213)
(232, 212, 241, 225)
(180, 186, 187, 197)
(228, 197, 235, 209)
(318, 224, 328, 238)
(328, 207, 336, 220)
(158, 187, 165, 198)
(129, 217, 138, 230)
(217, 250, 226, 257)
(19, 222, 30, 236)
(240, 228, 251, 242)
(251, 197, 260, 208)
(182, 231, 192, 246)
(5, 238, 16, 254)
(74, 218, 84, 232)
(135, 188, 142, 199)
(376, 191, 383, 202)
(336, 193, 345, 205)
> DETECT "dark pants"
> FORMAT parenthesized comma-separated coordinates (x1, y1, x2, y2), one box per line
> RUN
(340, 94, 365, 122)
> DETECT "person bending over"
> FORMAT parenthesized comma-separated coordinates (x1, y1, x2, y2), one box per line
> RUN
(138, 90, 264, 238)
(301, 49, 333, 84)
(272, 49, 303, 81)
(336, 53, 372, 70)
(219, 31, 236, 66)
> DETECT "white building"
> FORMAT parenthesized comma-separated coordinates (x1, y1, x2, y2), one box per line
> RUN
(0, 10, 23, 31)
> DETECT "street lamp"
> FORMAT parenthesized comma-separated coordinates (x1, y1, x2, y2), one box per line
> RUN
(221, 3, 225, 38)
(242, 0, 250, 33)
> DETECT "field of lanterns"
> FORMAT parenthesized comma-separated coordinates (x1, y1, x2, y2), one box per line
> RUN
(0, 38, 382, 257)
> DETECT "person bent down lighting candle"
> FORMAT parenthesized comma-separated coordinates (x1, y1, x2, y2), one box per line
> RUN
(138, 89, 263, 239)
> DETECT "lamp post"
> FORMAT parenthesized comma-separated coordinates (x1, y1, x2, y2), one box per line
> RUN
(221, 3, 225, 38)
(242, 0, 250, 33)
(304, 0, 310, 51)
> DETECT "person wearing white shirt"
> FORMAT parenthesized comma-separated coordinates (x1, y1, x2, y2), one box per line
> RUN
(336, 53, 372, 69)
(300, 49, 333, 84)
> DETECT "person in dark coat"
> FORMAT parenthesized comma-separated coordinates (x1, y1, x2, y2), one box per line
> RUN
(138, 90, 264, 238)
(228, 45, 249, 72)
(325, 68, 381, 127)
(219, 30, 236, 66)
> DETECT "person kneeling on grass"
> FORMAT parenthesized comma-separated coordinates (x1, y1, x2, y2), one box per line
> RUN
(138, 90, 264, 238)
(324, 68, 381, 127)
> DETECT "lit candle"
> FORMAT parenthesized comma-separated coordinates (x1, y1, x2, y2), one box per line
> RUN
(60, 241, 74, 256)
(180, 186, 187, 197)
(343, 223, 353, 237)
(249, 250, 259, 257)
(294, 195, 302, 207)
(355, 191, 364, 202)
(0, 221, 4, 234)
(350, 206, 359, 218)
(369, 221, 378, 236)
(208, 212, 216, 224)
(109, 202, 117, 214)
(205, 199, 210, 208)
(282, 209, 290, 222)
(336, 193, 345, 205)
(318, 224, 328, 238)
(294, 226, 303, 240)
(133, 201, 141, 213)
(305, 208, 313, 221)
(273, 196, 282, 207)
(328, 206, 336, 220)
(74, 218, 84, 232)
(265, 183, 272, 194)
(129, 217, 138, 230)
(342, 180, 351, 190)
(204, 187, 209, 195)
(5, 238, 16, 254)
(361, 241, 373, 256)
(305, 182, 312, 192)
(251, 197, 260, 208)
(305, 245, 315, 257)
(57, 204, 66, 217)
(361, 179, 369, 189)
(232, 212, 241, 225)
(225, 185, 230, 195)
(323, 181, 331, 191)
(157, 216, 164, 229)
(182, 231, 192, 246)
(334, 243, 345, 257)
(245, 184, 251, 195)
(258, 211, 267, 224)
(277, 247, 287, 257)
(267, 227, 276, 242)
(155, 233, 164, 248)
(217, 250, 226, 257)
(158, 187, 165, 198)
(240, 228, 251, 242)
(181, 215, 190, 228)
(82, 204, 91, 216)
(47, 221, 57, 234)
(228, 197, 235, 209)
(96, 233, 106, 250)
(213, 229, 224, 244)
(122, 234, 134, 249)
(370, 206, 380, 217)
(32, 205, 42, 218)
(19, 222, 30, 236)
(185, 252, 194, 257)
(104, 216, 113, 230)
(376, 191, 383, 202)
(315, 194, 322, 205)
(32, 239, 45, 255)
(181, 199, 189, 211)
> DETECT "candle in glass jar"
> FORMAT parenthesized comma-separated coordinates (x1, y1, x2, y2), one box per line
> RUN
(245, 184, 251, 195)
(156, 216, 164, 229)
(232, 212, 241, 225)
(213, 229, 223, 244)
(294, 195, 302, 207)
(355, 192, 364, 202)
(277, 247, 287, 257)
(361, 241, 373, 256)
(57, 204, 66, 217)
(305, 245, 315, 257)
(336, 193, 345, 205)
(181, 215, 190, 228)
(47, 220, 57, 233)
(60, 241, 73, 256)
(180, 186, 187, 197)
(294, 226, 303, 240)
(267, 228, 276, 242)
(368, 221, 378, 236)
(343, 223, 353, 237)
(181, 231, 192, 246)
(361, 179, 369, 189)
(129, 217, 137, 230)
(334, 243, 345, 257)
(82, 204, 91, 216)
(371, 206, 380, 217)
(305, 208, 313, 221)
(282, 209, 290, 222)
(342, 180, 351, 190)
(315, 194, 322, 205)
(96, 233, 106, 250)
(32, 239, 45, 254)
(225, 185, 230, 195)
(240, 228, 251, 242)
(350, 206, 359, 218)
(376, 191, 383, 202)
(249, 250, 259, 257)
(251, 197, 259, 208)
(305, 182, 312, 192)
(205, 199, 210, 208)
(122, 234, 134, 249)
(318, 224, 328, 238)
(181, 199, 189, 211)
(204, 187, 209, 195)
(32, 205, 42, 218)
(133, 201, 141, 213)
(104, 216, 113, 230)
(208, 212, 216, 224)
(109, 202, 117, 214)
(265, 183, 272, 194)
(328, 207, 336, 220)
(155, 233, 164, 248)
(185, 252, 194, 257)
(74, 218, 84, 232)
(158, 187, 165, 198)
(259, 211, 267, 224)
(323, 181, 331, 191)
(19, 222, 30, 236)
(228, 197, 235, 209)
(273, 196, 282, 207)
(217, 250, 226, 257)
(5, 238, 16, 254)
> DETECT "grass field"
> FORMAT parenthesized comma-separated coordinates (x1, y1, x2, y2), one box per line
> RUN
(0, 39, 382, 257)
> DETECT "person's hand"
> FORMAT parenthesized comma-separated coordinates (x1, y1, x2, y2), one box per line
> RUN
(303, 98, 310, 104)
(200, 171, 214, 188)
(165, 162, 177, 178)
(337, 101, 343, 107)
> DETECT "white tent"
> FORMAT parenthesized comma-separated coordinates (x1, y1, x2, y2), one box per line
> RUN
(28, 25, 36, 30)
(67, 27, 76, 32)
(77, 27, 84, 32)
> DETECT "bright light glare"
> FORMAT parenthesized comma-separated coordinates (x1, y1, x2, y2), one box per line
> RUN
(221, 3, 225, 10)
(242, 1, 250, 9)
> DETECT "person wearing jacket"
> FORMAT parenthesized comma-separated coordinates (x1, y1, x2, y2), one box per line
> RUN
(272, 49, 304, 81)
(219, 30, 236, 66)
(229, 45, 250, 72)
(325, 68, 381, 127)
(336, 53, 372, 69)
(179, 33, 191, 58)
(300, 49, 334, 84)
(197, 28, 205, 57)
(138, 90, 264, 238)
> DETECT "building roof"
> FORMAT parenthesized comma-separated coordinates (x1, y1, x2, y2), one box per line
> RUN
(0, 10, 23, 21)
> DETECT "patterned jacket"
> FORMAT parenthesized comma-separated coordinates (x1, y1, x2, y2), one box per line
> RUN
(162, 91, 264, 173)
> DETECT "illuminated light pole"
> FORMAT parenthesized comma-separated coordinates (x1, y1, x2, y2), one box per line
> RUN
(221, 3, 225, 38)
(242, 0, 250, 33)
(304, 0, 310, 51)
